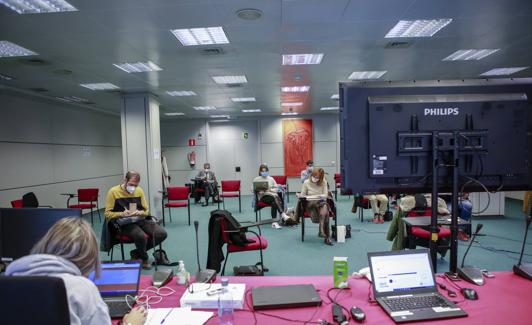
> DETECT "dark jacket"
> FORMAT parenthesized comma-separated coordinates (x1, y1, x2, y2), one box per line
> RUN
(206, 210, 251, 272)
(100, 219, 117, 252)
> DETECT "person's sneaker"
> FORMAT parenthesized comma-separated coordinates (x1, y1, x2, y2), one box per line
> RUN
(141, 260, 152, 270)
(458, 230, 469, 241)
(281, 212, 290, 221)
(271, 222, 282, 229)
(324, 238, 334, 246)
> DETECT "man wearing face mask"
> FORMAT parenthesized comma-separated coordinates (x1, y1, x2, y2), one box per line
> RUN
(104, 171, 168, 269)
(195, 162, 220, 206)
(300, 160, 314, 183)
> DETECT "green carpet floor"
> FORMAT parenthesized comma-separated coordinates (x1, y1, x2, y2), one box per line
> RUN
(91, 195, 531, 276)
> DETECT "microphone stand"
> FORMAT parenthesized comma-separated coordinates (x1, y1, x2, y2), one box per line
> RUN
(458, 224, 485, 285)
(513, 215, 532, 280)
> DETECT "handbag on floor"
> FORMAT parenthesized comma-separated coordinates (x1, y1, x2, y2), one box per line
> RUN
(331, 224, 351, 241)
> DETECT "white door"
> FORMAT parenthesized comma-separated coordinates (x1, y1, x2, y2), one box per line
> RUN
(208, 120, 260, 194)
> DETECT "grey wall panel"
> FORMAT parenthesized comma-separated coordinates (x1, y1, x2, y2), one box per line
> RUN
(260, 118, 283, 143)
(0, 142, 54, 189)
(261, 143, 283, 168)
(314, 141, 337, 168)
(52, 146, 122, 182)
(313, 116, 338, 142)
(161, 119, 206, 147)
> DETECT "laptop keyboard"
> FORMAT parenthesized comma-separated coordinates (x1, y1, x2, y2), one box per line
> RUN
(384, 295, 449, 311)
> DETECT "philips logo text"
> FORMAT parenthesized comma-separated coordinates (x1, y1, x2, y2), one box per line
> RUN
(424, 107, 459, 116)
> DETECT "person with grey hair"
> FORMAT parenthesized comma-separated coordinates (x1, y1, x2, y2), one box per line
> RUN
(195, 162, 220, 206)
(5, 217, 147, 325)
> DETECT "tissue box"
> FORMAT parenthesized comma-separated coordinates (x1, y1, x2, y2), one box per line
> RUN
(333, 257, 349, 288)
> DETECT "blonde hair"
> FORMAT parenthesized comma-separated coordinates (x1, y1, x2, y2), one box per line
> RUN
(31, 217, 101, 277)
(311, 167, 325, 186)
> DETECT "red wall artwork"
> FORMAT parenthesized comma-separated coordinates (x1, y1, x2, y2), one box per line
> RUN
(283, 119, 313, 176)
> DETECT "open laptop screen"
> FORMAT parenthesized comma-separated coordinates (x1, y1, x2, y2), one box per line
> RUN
(89, 261, 141, 296)
(369, 251, 435, 294)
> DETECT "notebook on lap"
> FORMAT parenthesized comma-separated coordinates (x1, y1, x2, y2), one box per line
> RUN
(367, 249, 467, 323)
(89, 260, 142, 318)
(253, 181, 269, 192)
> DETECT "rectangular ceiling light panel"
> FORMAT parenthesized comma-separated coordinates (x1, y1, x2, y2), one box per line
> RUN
(171, 27, 229, 46)
(0, 41, 37, 57)
(282, 53, 323, 65)
(385, 19, 452, 38)
(443, 49, 499, 61)
(113, 61, 162, 73)
(0, 0, 77, 14)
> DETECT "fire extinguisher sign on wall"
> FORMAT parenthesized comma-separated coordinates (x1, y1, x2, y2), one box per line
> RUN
(188, 138, 196, 146)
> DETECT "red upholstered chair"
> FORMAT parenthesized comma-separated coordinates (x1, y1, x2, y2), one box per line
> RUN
(254, 192, 273, 222)
(353, 195, 372, 222)
(406, 208, 451, 253)
(218, 180, 241, 213)
(165, 186, 191, 225)
(67, 188, 100, 225)
(219, 216, 269, 276)
(300, 196, 338, 242)
(106, 223, 161, 261)
(334, 173, 341, 200)
(11, 199, 23, 208)
(271, 175, 289, 203)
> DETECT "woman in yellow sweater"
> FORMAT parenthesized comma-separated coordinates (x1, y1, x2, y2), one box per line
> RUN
(300, 168, 333, 246)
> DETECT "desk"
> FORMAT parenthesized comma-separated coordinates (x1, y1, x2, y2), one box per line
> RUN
(113, 272, 530, 324)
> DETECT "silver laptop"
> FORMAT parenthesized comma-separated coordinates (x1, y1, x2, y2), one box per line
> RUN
(367, 249, 467, 323)
(89, 260, 142, 318)
(253, 180, 269, 192)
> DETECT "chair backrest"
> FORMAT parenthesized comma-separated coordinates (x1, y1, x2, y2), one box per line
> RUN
(271, 175, 287, 185)
(11, 199, 23, 208)
(167, 186, 189, 201)
(77, 188, 99, 202)
(218, 216, 232, 245)
(22, 192, 39, 207)
(334, 173, 341, 184)
(221, 180, 240, 192)
(0, 276, 70, 325)
(406, 207, 432, 217)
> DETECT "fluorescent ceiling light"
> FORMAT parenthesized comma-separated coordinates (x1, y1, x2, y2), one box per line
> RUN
(321, 107, 339, 111)
(242, 109, 261, 113)
(282, 102, 303, 107)
(281, 112, 299, 116)
(348, 70, 387, 80)
(0, 73, 14, 80)
(281, 86, 310, 92)
(480, 67, 529, 76)
(193, 106, 216, 111)
(170, 27, 229, 46)
(56, 96, 90, 103)
(0, 41, 37, 57)
(165, 112, 185, 116)
(212, 75, 247, 84)
(166, 90, 197, 96)
(80, 83, 119, 91)
(282, 53, 323, 65)
(0, 0, 77, 14)
(210, 114, 229, 118)
(385, 19, 452, 38)
(231, 97, 256, 102)
(331, 94, 339, 100)
(443, 49, 499, 61)
(113, 61, 162, 73)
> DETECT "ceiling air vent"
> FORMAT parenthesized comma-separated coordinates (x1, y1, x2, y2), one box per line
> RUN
(225, 83, 243, 88)
(200, 47, 225, 55)
(18, 58, 50, 66)
(385, 41, 412, 49)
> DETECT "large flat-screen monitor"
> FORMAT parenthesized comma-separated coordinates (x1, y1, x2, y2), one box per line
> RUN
(339, 79, 532, 194)
(0, 208, 82, 260)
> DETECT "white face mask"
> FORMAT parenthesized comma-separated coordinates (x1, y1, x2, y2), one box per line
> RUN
(126, 185, 136, 194)
(307, 166, 314, 172)
(204, 168, 210, 172)
(311, 176, 319, 183)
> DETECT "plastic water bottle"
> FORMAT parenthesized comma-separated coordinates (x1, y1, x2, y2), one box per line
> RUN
(217, 278, 234, 325)
(176, 261, 188, 285)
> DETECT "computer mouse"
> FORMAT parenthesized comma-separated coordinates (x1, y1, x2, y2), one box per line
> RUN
(461, 288, 478, 300)
(350, 306, 366, 322)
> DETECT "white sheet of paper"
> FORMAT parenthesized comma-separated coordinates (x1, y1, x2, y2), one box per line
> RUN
(146, 307, 213, 325)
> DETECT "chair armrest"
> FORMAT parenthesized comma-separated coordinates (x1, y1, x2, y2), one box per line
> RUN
(238, 219, 276, 230)
(60, 193, 76, 198)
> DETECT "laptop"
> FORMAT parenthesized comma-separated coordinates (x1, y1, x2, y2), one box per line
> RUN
(253, 180, 269, 192)
(367, 249, 467, 323)
(89, 260, 142, 318)
(252, 284, 322, 310)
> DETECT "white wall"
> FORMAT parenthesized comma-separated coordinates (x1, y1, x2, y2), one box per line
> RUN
(160, 115, 340, 192)
(0, 90, 123, 209)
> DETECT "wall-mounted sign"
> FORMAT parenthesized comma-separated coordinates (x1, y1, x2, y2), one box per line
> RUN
(242, 131, 249, 140)
(188, 138, 196, 146)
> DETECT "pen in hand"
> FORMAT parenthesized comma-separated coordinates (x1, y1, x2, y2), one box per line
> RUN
(160, 308, 174, 324)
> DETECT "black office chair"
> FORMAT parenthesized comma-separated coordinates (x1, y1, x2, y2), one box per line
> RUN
(0, 276, 70, 325)
(22, 192, 53, 208)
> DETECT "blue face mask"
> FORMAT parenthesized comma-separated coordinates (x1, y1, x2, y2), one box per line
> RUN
(260, 171, 269, 177)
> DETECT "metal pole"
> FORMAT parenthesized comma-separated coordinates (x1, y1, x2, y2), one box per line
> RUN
(430, 131, 439, 271)
(450, 131, 460, 273)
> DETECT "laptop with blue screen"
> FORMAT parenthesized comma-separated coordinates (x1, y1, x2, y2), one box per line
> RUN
(89, 260, 141, 318)
(367, 249, 467, 323)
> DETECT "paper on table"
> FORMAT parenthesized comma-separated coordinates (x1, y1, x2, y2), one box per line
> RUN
(146, 307, 213, 325)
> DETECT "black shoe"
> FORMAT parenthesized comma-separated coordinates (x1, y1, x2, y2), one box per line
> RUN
(129, 250, 140, 260)
(202, 202, 209, 207)
(324, 238, 334, 246)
